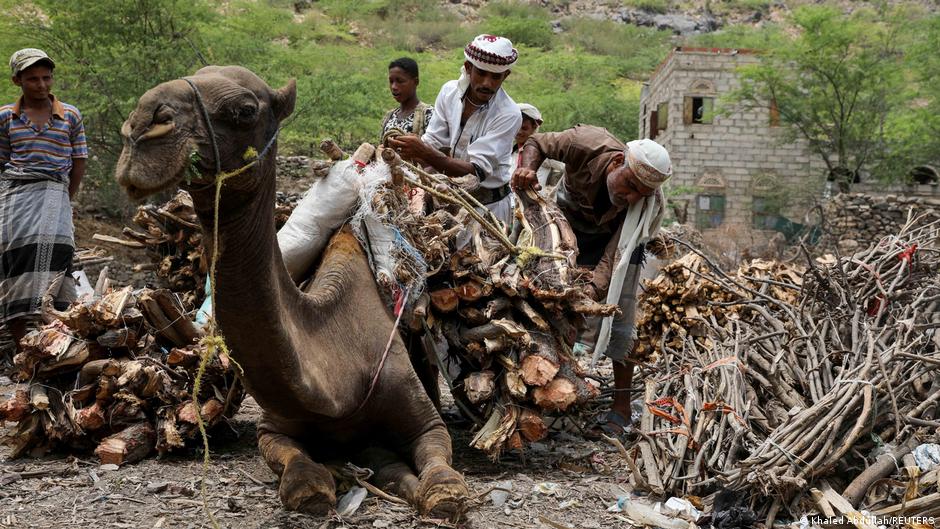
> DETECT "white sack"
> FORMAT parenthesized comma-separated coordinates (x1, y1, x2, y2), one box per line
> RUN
(277, 159, 383, 282)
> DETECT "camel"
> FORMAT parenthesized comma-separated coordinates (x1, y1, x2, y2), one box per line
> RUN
(114, 65, 468, 519)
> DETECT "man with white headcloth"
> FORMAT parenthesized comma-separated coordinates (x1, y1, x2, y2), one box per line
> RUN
(512, 125, 672, 439)
(389, 34, 521, 231)
(510, 103, 564, 191)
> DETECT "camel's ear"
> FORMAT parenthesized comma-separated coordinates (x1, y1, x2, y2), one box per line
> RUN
(273, 79, 296, 122)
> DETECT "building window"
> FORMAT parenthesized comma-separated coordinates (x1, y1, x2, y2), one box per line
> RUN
(656, 102, 668, 132)
(696, 194, 725, 229)
(752, 196, 780, 230)
(649, 110, 658, 139)
(684, 96, 714, 124)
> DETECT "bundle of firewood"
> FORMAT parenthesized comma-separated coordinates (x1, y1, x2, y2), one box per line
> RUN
(361, 150, 619, 457)
(627, 219, 940, 522)
(92, 191, 206, 308)
(0, 282, 243, 465)
(94, 191, 300, 308)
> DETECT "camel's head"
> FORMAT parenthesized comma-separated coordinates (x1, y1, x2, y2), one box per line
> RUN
(116, 65, 296, 202)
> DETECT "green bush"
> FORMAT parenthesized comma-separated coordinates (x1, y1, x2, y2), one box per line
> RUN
(622, 0, 671, 14)
(684, 23, 786, 49)
(561, 17, 672, 77)
(0, 0, 214, 213)
(716, 0, 772, 13)
(481, 1, 554, 49)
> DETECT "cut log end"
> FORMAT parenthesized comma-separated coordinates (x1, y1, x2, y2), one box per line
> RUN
(532, 378, 578, 412)
(520, 355, 559, 387)
(94, 422, 156, 466)
(429, 288, 459, 313)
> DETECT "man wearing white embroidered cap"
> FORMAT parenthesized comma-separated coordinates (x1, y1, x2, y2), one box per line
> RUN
(512, 125, 671, 439)
(389, 34, 522, 231)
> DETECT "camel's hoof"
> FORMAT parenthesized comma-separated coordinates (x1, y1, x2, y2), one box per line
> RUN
(417, 464, 469, 521)
(278, 455, 337, 515)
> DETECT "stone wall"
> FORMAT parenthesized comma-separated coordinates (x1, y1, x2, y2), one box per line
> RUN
(640, 48, 828, 231)
(276, 155, 312, 180)
(822, 193, 940, 253)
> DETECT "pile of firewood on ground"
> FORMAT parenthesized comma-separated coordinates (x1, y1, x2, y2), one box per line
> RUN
(0, 279, 243, 465)
(628, 216, 940, 524)
(92, 190, 299, 309)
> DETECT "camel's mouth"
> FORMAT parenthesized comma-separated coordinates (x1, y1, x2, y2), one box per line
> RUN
(116, 135, 216, 201)
(116, 159, 189, 200)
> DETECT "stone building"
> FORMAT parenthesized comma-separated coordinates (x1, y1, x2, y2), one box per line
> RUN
(639, 47, 828, 238)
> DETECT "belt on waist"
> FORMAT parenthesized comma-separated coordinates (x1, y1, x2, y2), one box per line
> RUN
(469, 184, 510, 205)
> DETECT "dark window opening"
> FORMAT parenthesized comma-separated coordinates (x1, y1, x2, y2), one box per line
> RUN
(752, 197, 780, 230)
(684, 96, 714, 125)
(650, 110, 659, 139)
(696, 194, 725, 229)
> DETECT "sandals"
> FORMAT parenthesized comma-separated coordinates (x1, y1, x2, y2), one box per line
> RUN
(585, 410, 637, 443)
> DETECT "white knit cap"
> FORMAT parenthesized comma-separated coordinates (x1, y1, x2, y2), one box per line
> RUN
(625, 139, 673, 189)
(463, 34, 518, 73)
(518, 103, 542, 124)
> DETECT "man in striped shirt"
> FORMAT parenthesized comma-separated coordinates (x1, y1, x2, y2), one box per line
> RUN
(0, 48, 87, 355)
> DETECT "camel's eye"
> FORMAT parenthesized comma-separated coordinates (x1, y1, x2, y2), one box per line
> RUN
(153, 105, 174, 125)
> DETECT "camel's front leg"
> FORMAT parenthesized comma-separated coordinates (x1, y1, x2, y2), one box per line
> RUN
(258, 423, 336, 514)
(387, 385, 468, 520)
(410, 424, 468, 520)
(358, 446, 421, 504)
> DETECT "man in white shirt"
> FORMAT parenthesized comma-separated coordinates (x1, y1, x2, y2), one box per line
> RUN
(389, 34, 522, 228)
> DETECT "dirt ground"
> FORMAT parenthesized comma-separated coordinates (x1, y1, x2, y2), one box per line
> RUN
(0, 191, 658, 529)
(0, 350, 640, 529)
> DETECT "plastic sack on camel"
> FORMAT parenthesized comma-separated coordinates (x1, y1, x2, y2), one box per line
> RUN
(277, 159, 383, 282)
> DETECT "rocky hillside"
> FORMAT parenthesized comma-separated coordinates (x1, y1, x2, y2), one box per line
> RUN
(442, 0, 937, 36)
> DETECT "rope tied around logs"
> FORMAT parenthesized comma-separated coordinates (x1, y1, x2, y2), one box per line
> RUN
(387, 155, 566, 264)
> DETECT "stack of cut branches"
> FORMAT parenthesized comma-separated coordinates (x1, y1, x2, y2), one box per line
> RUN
(365, 151, 618, 457)
(94, 190, 299, 307)
(0, 281, 243, 465)
(629, 216, 940, 522)
(94, 191, 206, 308)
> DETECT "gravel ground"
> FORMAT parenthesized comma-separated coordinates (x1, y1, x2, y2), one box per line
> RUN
(0, 348, 639, 529)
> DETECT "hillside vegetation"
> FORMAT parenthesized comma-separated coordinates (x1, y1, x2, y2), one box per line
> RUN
(0, 0, 937, 211)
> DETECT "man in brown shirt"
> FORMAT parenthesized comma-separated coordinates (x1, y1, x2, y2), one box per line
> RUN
(511, 124, 671, 437)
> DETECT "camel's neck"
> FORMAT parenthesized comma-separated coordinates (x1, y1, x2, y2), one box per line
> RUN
(195, 158, 311, 412)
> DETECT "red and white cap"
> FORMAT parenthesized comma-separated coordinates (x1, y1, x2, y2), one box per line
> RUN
(464, 34, 518, 73)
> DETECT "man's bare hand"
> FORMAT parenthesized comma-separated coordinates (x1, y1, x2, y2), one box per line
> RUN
(387, 134, 428, 163)
(581, 283, 598, 302)
(511, 167, 540, 192)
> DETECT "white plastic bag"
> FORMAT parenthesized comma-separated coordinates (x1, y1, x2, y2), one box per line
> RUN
(277, 159, 381, 282)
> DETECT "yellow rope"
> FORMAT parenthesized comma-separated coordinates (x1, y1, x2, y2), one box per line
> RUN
(515, 245, 565, 269)
(190, 148, 258, 529)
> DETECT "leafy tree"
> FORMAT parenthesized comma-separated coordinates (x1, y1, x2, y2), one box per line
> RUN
(889, 13, 940, 178)
(0, 0, 213, 210)
(729, 6, 908, 189)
